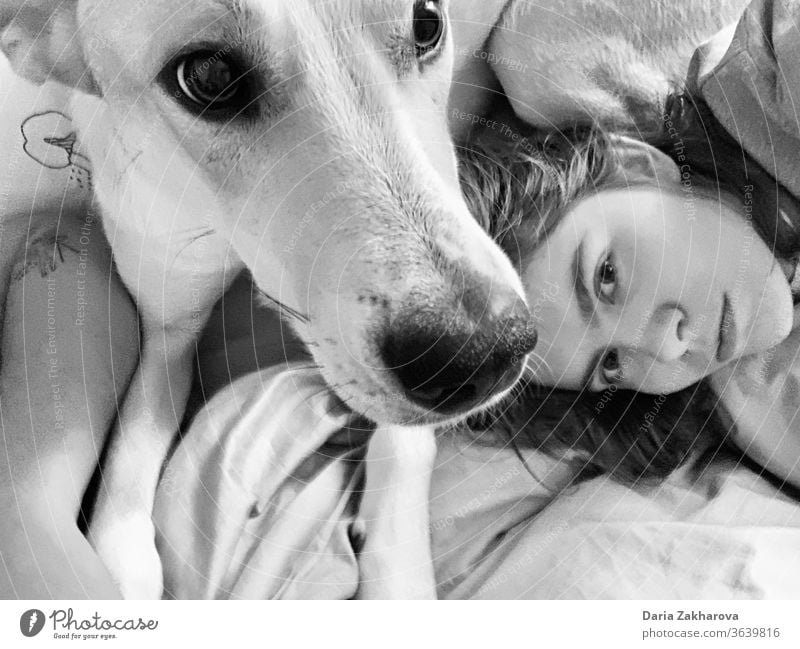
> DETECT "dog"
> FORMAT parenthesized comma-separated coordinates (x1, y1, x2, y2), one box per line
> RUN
(0, 0, 539, 599)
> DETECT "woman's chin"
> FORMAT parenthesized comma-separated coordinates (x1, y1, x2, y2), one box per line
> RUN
(743, 274, 794, 355)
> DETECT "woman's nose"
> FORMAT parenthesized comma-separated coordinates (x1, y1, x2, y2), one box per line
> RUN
(648, 305, 689, 362)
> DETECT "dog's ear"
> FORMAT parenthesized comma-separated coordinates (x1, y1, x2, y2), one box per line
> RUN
(608, 135, 681, 185)
(0, 1, 97, 94)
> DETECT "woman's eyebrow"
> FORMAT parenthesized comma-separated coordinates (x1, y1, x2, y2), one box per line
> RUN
(571, 240, 594, 327)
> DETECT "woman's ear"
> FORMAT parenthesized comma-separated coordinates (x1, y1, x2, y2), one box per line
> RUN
(608, 135, 681, 185)
(0, 0, 98, 94)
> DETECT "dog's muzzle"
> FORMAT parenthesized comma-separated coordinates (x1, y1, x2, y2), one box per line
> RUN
(380, 272, 537, 417)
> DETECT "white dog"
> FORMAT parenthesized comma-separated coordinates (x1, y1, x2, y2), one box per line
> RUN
(0, 0, 539, 598)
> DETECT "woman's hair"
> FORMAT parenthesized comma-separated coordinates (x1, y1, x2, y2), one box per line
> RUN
(456, 108, 749, 485)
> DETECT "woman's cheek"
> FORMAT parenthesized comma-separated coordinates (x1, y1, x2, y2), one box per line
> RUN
(752, 265, 793, 351)
(640, 360, 702, 395)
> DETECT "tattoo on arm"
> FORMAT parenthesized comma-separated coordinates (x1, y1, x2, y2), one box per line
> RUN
(11, 233, 81, 282)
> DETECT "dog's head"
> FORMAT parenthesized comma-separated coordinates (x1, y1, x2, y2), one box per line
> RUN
(1, 0, 536, 426)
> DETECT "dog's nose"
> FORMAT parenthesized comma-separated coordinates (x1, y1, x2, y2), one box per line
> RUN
(380, 285, 537, 416)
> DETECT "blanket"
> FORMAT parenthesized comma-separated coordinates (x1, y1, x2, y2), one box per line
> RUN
(154, 364, 800, 599)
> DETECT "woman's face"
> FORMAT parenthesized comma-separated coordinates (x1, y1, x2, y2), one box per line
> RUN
(523, 184, 793, 394)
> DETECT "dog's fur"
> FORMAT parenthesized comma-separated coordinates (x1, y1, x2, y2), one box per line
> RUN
(0, 0, 537, 598)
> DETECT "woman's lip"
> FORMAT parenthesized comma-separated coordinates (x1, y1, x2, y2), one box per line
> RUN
(716, 294, 737, 363)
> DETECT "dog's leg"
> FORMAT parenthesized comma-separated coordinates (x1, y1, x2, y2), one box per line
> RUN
(356, 426, 438, 599)
(88, 325, 197, 600)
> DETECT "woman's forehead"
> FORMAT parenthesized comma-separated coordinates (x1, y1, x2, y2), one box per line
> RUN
(522, 256, 595, 387)
(574, 185, 677, 221)
(534, 319, 598, 388)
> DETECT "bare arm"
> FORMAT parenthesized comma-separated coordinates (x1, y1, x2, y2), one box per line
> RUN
(0, 207, 139, 598)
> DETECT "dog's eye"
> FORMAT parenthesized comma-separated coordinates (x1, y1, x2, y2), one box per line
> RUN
(173, 50, 246, 112)
(413, 1, 445, 59)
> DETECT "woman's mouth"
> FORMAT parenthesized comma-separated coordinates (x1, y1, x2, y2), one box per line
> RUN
(716, 293, 737, 363)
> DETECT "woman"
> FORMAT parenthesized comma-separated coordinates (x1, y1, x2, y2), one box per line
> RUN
(465, 0, 800, 489)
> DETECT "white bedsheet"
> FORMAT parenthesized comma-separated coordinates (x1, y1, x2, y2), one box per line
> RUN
(450, 463, 800, 599)
(155, 365, 800, 599)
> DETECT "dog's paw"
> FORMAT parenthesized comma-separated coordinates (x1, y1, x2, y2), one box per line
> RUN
(89, 514, 164, 600)
(365, 425, 438, 475)
(356, 426, 438, 599)
(359, 425, 437, 531)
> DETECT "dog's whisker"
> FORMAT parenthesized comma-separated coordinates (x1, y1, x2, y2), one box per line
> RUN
(256, 289, 311, 325)
(304, 384, 340, 403)
(524, 351, 551, 378)
(518, 332, 553, 380)
(184, 225, 217, 235)
(292, 362, 325, 372)
(325, 383, 373, 422)
(169, 228, 218, 270)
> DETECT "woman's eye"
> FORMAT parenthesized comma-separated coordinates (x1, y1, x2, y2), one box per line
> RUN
(174, 50, 245, 112)
(413, 1, 446, 59)
(601, 349, 623, 384)
(595, 255, 617, 303)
